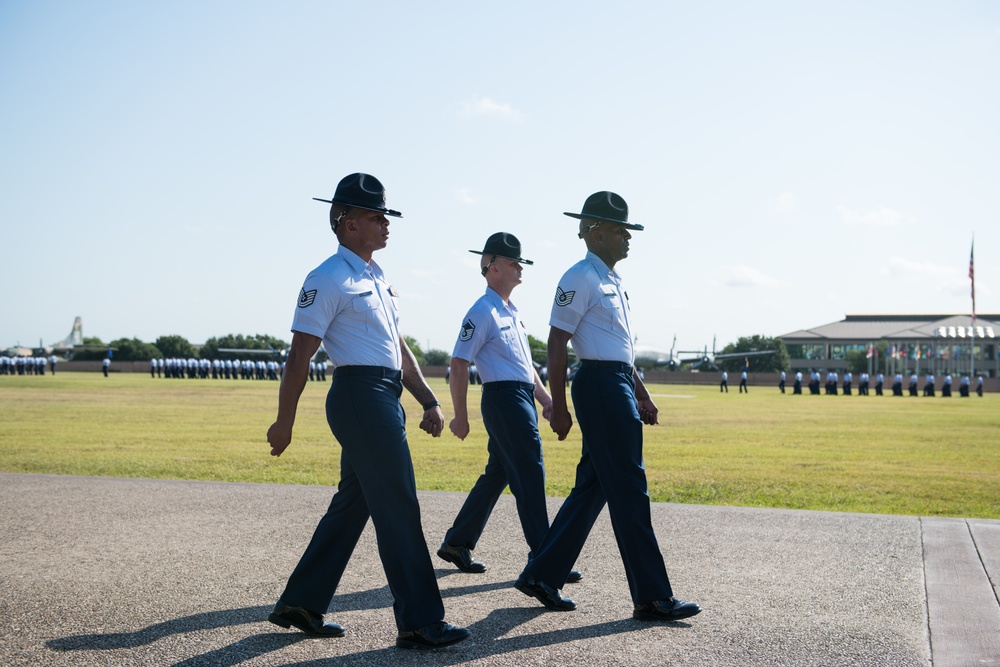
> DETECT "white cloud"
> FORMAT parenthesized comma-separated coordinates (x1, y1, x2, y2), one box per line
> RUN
(455, 187, 478, 205)
(882, 256, 953, 280)
(838, 205, 914, 227)
(722, 264, 780, 288)
(459, 97, 525, 122)
(776, 192, 795, 212)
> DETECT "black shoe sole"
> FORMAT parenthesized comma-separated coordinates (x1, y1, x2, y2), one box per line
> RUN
(268, 612, 345, 637)
(632, 607, 702, 622)
(396, 632, 470, 649)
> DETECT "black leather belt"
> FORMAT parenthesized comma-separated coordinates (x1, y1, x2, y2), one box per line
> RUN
(483, 381, 534, 391)
(579, 359, 634, 374)
(333, 365, 401, 380)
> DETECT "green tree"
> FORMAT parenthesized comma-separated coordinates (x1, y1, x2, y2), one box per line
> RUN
(527, 334, 547, 366)
(424, 349, 450, 366)
(155, 335, 195, 359)
(108, 337, 162, 361)
(845, 349, 870, 375)
(717, 335, 791, 373)
(404, 336, 425, 365)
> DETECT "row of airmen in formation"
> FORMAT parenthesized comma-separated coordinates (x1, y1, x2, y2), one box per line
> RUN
(779, 370, 985, 397)
(148, 358, 328, 381)
(0, 356, 58, 375)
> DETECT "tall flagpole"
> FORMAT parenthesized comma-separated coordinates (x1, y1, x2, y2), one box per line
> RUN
(970, 235, 976, 378)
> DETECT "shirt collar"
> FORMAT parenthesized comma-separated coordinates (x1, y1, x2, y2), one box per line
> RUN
(484, 287, 517, 314)
(585, 251, 619, 281)
(337, 245, 382, 277)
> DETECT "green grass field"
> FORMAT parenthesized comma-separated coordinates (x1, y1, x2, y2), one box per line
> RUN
(1, 373, 997, 518)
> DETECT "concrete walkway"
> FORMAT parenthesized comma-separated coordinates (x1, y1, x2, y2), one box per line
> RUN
(1, 473, 997, 666)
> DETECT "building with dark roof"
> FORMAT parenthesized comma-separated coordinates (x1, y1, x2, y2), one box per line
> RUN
(779, 314, 998, 377)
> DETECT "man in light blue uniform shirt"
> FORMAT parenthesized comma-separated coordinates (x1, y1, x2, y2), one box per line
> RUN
(514, 191, 701, 623)
(437, 233, 582, 584)
(265, 173, 468, 650)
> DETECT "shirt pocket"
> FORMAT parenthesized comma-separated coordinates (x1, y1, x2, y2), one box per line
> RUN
(598, 289, 623, 330)
(351, 290, 379, 313)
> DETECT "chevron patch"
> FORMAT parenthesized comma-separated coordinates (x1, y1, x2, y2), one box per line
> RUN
(459, 319, 476, 342)
(297, 288, 317, 308)
(555, 286, 575, 307)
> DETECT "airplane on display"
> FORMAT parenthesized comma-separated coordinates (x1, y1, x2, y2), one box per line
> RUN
(217, 345, 289, 360)
(3, 317, 114, 359)
(634, 335, 684, 370)
(677, 336, 775, 371)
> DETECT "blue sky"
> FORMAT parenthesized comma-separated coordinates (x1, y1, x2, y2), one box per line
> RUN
(2, 1, 997, 356)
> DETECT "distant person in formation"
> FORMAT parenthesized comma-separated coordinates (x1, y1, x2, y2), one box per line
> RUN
(778, 370, 786, 394)
(739, 369, 748, 393)
(941, 374, 952, 397)
(102, 357, 110, 377)
(923, 373, 935, 397)
(809, 370, 821, 395)
(514, 190, 701, 623)
(842, 371, 852, 395)
(720, 371, 728, 393)
(959, 374, 970, 397)
(438, 232, 581, 585)
(976, 375, 984, 397)
(793, 371, 802, 394)
(264, 173, 469, 649)
(875, 372, 884, 396)
(908, 373, 918, 396)
(892, 373, 903, 396)
(49, 355, 57, 375)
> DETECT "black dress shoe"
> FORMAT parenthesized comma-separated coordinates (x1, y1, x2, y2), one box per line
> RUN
(514, 576, 577, 611)
(565, 569, 583, 584)
(437, 541, 487, 573)
(268, 601, 345, 636)
(633, 597, 702, 622)
(396, 620, 471, 649)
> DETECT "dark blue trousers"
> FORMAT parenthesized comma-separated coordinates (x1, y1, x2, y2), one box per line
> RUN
(522, 363, 673, 604)
(278, 372, 444, 632)
(444, 382, 549, 557)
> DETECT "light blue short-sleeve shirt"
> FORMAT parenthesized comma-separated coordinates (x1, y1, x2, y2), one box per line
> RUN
(291, 245, 402, 369)
(452, 288, 534, 384)
(548, 252, 634, 364)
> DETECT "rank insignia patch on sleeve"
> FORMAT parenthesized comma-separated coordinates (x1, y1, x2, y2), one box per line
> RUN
(555, 286, 575, 307)
(297, 289, 317, 308)
(459, 319, 476, 342)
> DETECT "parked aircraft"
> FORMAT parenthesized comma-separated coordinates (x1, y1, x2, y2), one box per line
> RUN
(1, 317, 113, 359)
(677, 336, 775, 371)
(634, 335, 684, 370)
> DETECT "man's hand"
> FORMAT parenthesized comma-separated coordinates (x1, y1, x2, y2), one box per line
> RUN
(267, 422, 292, 457)
(420, 406, 445, 437)
(637, 397, 659, 426)
(550, 407, 573, 440)
(449, 417, 470, 440)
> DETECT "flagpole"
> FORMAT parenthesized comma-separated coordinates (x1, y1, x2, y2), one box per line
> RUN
(970, 235, 976, 378)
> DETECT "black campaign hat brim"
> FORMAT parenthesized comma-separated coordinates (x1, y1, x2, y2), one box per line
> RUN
(563, 211, 643, 231)
(312, 197, 402, 218)
(468, 249, 533, 265)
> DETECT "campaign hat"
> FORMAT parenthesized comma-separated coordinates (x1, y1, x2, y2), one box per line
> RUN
(563, 191, 643, 231)
(469, 232, 533, 265)
(313, 173, 402, 217)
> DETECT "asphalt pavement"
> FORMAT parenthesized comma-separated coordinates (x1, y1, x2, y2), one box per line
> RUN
(1, 472, 998, 666)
